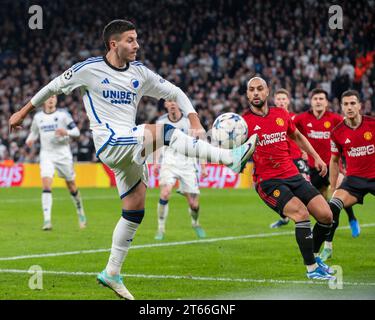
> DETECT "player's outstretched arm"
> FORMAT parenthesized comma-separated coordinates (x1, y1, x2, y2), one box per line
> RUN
(10, 65, 84, 131)
(289, 128, 327, 176)
(9, 101, 36, 131)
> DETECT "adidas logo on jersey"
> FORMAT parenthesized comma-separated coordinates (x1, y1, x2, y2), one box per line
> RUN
(307, 123, 313, 127)
(345, 138, 351, 144)
(101, 78, 110, 84)
(254, 125, 261, 131)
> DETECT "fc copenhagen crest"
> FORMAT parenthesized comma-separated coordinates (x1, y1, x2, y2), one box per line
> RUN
(273, 189, 281, 197)
(364, 131, 373, 141)
(324, 121, 331, 129)
(276, 118, 284, 126)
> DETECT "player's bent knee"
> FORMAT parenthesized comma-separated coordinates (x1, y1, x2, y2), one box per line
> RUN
(285, 202, 309, 221)
(122, 209, 145, 224)
(318, 210, 333, 224)
(160, 189, 171, 200)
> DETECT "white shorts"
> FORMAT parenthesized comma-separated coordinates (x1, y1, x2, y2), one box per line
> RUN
(159, 163, 200, 194)
(40, 157, 75, 181)
(98, 125, 149, 198)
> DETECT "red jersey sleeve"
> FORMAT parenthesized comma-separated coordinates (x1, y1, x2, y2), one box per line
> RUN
(333, 113, 344, 127)
(330, 130, 342, 156)
(287, 112, 296, 135)
(293, 113, 303, 132)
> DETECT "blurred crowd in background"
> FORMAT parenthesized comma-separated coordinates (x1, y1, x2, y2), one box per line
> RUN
(1, 0, 374, 162)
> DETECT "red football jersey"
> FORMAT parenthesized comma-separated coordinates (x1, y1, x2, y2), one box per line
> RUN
(242, 107, 299, 183)
(288, 112, 302, 159)
(331, 116, 375, 179)
(294, 110, 342, 167)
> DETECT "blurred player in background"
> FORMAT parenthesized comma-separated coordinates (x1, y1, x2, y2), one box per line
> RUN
(269, 88, 310, 229)
(10, 20, 257, 299)
(153, 100, 208, 240)
(322, 90, 375, 259)
(243, 77, 335, 280)
(294, 89, 360, 253)
(25, 95, 87, 230)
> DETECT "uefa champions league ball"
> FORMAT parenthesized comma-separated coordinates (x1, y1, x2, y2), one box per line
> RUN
(211, 112, 248, 149)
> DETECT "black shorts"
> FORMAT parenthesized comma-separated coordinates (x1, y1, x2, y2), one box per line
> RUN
(255, 174, 321, 218)
(293, 158, 310, 175)
(338, 176, 375, 204)
(310, 167, 330, 190)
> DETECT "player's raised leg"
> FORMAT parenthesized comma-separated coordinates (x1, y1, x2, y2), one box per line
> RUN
(66, 180, 87, 229)
(135, 123, 258, 174)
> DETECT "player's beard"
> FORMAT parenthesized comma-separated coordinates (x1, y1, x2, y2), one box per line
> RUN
(251, 99, 265, 108)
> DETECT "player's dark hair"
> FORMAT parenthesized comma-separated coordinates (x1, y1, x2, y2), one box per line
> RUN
(275, 88, 290, 98)
(341, 90, 361, 102)
(310, 88, 329, 100)
(103, 19, 136, 51)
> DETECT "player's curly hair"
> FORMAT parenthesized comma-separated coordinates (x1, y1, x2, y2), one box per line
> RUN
(103, 19, 136, 51)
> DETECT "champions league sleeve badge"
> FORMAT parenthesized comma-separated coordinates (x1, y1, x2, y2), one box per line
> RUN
(63, 69, 73, 80)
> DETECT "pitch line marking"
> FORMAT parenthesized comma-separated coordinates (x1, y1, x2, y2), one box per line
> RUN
(0, 268, 374, 287)
(1, 192, 251, 203)
(1, 223, 375, 262)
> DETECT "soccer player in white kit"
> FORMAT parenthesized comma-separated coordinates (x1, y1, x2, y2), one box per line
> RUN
(9, 20, 258, 300)
(154, 100, 208, 240)
(26, 95, 87, 231)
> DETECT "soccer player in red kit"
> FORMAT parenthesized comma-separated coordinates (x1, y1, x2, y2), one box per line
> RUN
(294, 89, 360, 259)
(324, 90, 375, 256)
(242, 77, 335, 280)
(269, 88, 310, 229)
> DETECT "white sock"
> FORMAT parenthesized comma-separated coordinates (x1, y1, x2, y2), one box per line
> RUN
(157, 202, 169, 233)
(71, 190, 85, 216)
(42, 191, 52, 222)
(324, 241, 333, 250)
(282, 217, 289, 223)
(189, 207, 199, 226)
(106, 217, 139, 276)
(169, 129, 233, 165)
(306, 263, 318, 272)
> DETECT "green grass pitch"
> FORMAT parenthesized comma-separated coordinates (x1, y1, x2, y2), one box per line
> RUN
(0, 187, 374, 300)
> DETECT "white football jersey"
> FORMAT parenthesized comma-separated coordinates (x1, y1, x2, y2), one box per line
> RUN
(156, 114, 196, 166)
(27, 110, 76, 159)
(31, 56, 196, 158)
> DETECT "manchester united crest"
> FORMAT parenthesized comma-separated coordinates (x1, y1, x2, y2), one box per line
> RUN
(276, 118, 284, 126)
(364, 131, 373, 141)
(324, 121, 331, 129)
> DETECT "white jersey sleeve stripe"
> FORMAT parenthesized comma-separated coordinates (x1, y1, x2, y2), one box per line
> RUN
(72, 56, 103, 71)
(74, 58, 104, 73)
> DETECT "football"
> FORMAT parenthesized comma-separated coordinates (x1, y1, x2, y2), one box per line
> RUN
(211, 112, 248, 149)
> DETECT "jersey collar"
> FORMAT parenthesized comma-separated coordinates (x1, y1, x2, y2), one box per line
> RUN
(167, 114, 183, 123)
(248, 105, 270, 117)
(309, 109, 326, 120)
(103, 56, 129, 72)
(43, 110, 57, 115)
(344, 115, 363, 130)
